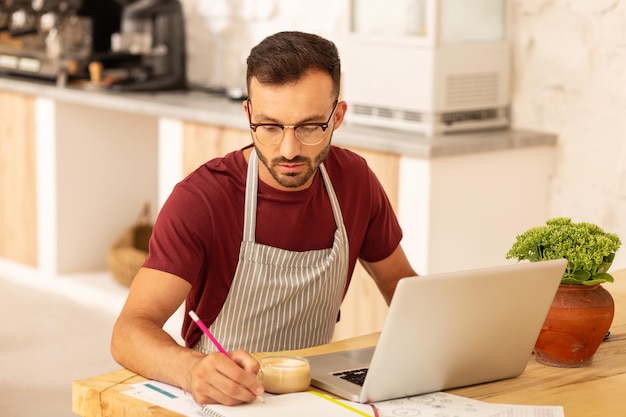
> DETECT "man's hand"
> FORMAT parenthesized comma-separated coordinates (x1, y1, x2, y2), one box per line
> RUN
(189, 350, 265, 406)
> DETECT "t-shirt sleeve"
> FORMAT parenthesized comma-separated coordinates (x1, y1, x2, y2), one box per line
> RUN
(358, 165, 403, 263)
(143, 180, 211, 285)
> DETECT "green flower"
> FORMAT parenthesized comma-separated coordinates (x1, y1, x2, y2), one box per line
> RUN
(506, 217, 621, 285)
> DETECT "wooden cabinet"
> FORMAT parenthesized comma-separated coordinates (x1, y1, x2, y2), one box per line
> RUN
(0, 93, 160, 274)
(0, 91, 37, 267)
(332, 146, 400, 341)
(182, 122, 251, 176)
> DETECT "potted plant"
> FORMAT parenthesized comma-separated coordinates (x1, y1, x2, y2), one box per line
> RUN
(506, 217, 621, 367)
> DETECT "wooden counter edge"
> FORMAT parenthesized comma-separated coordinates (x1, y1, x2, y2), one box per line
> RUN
(72, 368, 184, 417)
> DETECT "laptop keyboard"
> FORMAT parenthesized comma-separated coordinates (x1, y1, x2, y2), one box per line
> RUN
(333, 368, 369, 386)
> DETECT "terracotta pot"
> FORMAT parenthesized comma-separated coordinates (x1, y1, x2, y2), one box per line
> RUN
(534, 284, 614, 367)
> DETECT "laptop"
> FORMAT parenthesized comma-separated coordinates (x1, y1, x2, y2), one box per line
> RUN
(308, 259, 567, 403)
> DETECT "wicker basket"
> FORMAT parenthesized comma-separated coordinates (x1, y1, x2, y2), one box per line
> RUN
(107, 204, 153, 287)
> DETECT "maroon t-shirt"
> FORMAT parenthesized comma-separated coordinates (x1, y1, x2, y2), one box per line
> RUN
(144, 145, 403, 347)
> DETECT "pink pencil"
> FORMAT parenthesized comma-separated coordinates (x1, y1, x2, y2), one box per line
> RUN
(188, 310, 232, 359)
(188, 310, 265, 403)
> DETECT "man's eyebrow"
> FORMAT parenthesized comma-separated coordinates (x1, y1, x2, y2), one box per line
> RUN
(253, 111, 327, 125)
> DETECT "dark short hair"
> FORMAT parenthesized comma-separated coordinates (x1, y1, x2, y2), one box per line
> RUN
(246, 31, 341, 99)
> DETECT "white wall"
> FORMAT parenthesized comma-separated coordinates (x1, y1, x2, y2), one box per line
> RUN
(179, 0, 349, 91)
(510, 0, 626, 269)
(178, 0, 626, 270)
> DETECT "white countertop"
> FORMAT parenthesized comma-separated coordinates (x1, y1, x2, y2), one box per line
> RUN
(0, 76, 557, 159)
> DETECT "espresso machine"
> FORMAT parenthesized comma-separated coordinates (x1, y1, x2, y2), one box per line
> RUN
(99, 0, 186, 91)
(0, 0, 121, 82)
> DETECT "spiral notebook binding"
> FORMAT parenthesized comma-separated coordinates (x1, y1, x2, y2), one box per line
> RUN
(201, 405, 227, 417)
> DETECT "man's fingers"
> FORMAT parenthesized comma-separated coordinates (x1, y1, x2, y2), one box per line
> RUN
(191, 351, 261, 405)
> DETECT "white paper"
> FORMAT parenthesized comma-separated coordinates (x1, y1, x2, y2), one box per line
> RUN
(373, 392, 565, 417)
(492, 404, 565, 417)
(373, 392, 512, 417)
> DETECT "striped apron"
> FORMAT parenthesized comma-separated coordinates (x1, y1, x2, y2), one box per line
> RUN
(195, 149, 349, 353)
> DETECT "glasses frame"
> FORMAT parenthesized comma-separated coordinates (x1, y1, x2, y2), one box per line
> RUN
(247, 99, 339, 146)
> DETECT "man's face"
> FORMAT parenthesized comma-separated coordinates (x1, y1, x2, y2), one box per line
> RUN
(244, 70, 346, 191)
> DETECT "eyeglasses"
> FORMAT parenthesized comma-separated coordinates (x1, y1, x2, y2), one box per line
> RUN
(247, 99, 339, 146)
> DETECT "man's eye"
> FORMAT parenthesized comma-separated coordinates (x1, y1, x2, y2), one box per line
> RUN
(259, 125, 283, 134)
(297, 125, 320, 136)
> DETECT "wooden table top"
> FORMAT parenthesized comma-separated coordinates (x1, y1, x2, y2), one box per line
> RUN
(72, 271, 626, 417)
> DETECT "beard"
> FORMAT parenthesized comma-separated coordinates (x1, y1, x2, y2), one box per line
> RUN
(255, 140, 332, 189)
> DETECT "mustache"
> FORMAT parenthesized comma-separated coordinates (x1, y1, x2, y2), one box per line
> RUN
(271, 156, 310, 164)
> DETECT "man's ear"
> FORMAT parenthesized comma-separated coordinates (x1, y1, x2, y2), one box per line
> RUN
(242, 99, 250, 116)
(332, 101, 348, 130)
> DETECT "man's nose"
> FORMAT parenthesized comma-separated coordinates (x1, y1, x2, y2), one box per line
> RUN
(279, 127, 302, 160)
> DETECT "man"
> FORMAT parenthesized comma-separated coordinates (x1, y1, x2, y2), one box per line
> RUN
(111, 31, 416, 406)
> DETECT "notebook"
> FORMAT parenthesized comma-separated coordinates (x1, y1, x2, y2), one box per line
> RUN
(202, 391, 375, 417)
(308, 259, 567, 403)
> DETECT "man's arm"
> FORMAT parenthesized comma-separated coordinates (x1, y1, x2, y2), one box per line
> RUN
(110, 267, 264, 405)
(360, 244, 417, 305)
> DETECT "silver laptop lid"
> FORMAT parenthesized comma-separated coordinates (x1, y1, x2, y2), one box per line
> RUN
(309, 259, 567, 403)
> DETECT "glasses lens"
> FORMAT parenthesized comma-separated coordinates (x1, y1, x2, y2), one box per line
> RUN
(255, 126, 284, 145)
(254, 125, 325, 145)
(295, 125, 324, 145)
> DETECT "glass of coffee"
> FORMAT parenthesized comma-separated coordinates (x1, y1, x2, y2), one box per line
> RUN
(258, 356, 311, 394)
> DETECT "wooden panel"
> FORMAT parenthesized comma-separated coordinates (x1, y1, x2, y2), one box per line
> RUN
(345, 146, 400, 212)
(0, 91, 37, 267)
(182, 122, 251, 176)
(333, 147, 400, 341)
